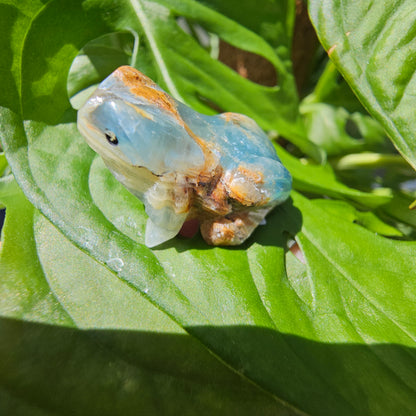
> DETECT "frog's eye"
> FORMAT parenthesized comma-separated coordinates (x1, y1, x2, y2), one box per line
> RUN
(105, 130, 118, 145)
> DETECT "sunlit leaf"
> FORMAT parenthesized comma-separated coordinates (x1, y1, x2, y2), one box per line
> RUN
(1, 1, 416, 415)
(275, 146, 392, 208)
(0, 178, 289, 415)
(309, 0, 416, 169)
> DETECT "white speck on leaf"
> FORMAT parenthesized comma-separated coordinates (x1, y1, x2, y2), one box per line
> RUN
(107, 257, 124, 272)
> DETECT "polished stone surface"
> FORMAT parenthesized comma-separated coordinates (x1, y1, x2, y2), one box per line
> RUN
(78, 66, 291, 247)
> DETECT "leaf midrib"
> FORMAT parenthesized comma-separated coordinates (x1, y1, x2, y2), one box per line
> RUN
(128, 0, 184, 101)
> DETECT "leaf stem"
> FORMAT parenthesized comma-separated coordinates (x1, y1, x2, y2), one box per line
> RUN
(303, 60, 338, 104)
(332, 152, 410, 170)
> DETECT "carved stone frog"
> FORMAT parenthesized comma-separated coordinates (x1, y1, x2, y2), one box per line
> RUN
(77, 66, 291, 247)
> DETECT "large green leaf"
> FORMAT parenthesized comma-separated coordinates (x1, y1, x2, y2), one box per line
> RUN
(2, 1, 416, 415)
(0, 178, 292, 415)
(275, 146, 392, 209)
(300, 102, 387, 156)
(309, 0, 416, 169)
(0, 175, 72, 324)
(2, 110, 416, 414)
(197, 0, 296, 52)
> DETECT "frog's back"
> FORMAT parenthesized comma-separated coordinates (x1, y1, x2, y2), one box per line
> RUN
(175, 101, 291, 205)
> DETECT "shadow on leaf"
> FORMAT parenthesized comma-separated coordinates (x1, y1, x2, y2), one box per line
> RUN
(157, 197, 302, 253)
(2, 317, 415, 416)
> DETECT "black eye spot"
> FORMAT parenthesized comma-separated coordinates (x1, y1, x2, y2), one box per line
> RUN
(105, 130, 118, 145)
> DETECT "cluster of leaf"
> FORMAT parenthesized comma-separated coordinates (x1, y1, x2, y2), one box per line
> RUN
(1, 0, 416, 415)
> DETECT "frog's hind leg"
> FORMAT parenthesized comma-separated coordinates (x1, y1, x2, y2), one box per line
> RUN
(200, 209, 270, 246)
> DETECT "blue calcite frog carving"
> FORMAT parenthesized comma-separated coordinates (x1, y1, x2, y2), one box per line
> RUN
(77, 66, 291, 247)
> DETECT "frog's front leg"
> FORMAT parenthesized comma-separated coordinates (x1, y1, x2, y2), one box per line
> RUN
(200, 209, 270, 246)
(144, 173, 191, 247)
(145, 207, 187, 247)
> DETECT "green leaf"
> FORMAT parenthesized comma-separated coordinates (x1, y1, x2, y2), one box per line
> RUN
(0, 179, 290, 415)
(309, 0, 416, 169)
(199, 0, 296, 47)
(311, 199, 402, 237)
(0, 153, 8, 177)
(67, 32, 135, 109)
(300, 102, 387, 156)
(275, 145, 392, 208)
(381, 191, 416, 230)
(0, 176, 72, 324)
(3, 109, 416, 414)
(2, 1, 416, 415)
(306, 61, 366, 114)
(285, 192, 416, 414)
